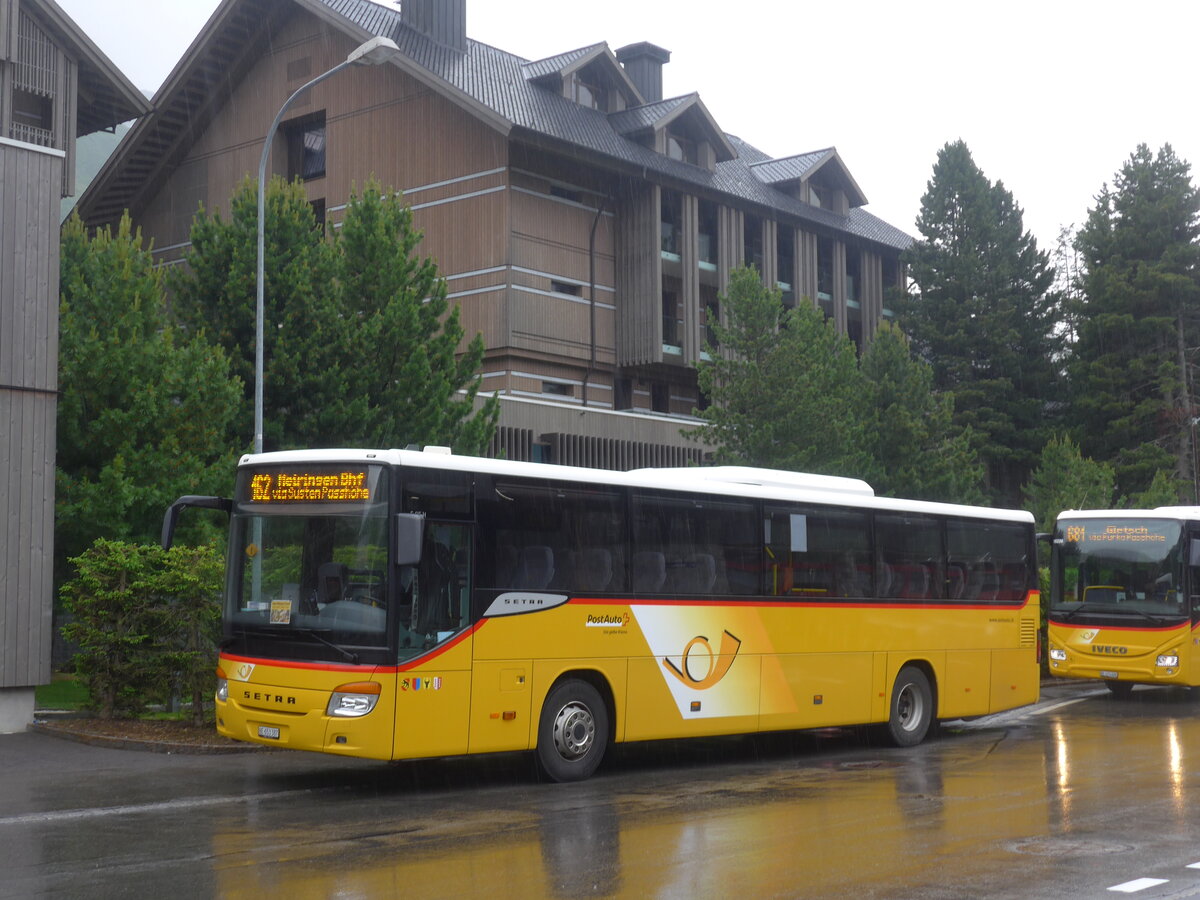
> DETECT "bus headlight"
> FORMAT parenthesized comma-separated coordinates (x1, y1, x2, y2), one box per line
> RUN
(327, 682, 382, 717)
(1049, 648, 1067, 662)
(1157, 655, 1179, 668)
(215, 668, 229, 703)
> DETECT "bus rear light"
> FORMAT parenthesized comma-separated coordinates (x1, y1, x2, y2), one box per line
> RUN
(328, 682, 382, 718)
(1157, 655, 1180, 668)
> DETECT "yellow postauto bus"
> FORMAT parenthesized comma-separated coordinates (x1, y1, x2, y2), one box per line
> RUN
(1047, 508, 1200, 697)
(163, 448, 1040, 781)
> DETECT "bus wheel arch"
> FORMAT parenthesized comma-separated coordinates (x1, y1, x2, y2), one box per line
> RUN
(886, 662, 937, 747)
(535, 673, 613, 782)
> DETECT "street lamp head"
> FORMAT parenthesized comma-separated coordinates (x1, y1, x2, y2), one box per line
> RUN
(346, 36, 402, 67)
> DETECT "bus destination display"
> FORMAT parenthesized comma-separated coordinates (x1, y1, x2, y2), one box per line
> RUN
(246, 469, 374, 504)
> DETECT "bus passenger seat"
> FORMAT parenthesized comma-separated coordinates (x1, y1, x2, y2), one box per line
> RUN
(632, 551, 666, 593)
(577, 548, 613, 592)
(678, 553, 717, 594)
(516, 546, 555, 590)
(317, 562, 348, 606)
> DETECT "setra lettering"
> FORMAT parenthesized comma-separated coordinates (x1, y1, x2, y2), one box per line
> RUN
(243, 690, 298, 704)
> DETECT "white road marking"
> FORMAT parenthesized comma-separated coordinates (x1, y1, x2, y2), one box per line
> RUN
(0, 790, 313, 827)
(1109, 878, 1169, 893)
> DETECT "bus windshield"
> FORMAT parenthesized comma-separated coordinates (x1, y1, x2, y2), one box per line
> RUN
(1052, 517, 1185, 617)
(226, 465, 391, 653)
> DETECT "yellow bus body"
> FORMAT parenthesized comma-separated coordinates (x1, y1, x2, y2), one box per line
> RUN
(218, 592, 1041, 759)
(1047, 620, 1194, 687)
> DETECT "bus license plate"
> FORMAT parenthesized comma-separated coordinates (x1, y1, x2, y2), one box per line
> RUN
(258, 725, 281, 740)
(1101, 672, 1119, 680)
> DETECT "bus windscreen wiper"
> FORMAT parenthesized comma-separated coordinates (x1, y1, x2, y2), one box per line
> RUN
(288, 627, 360, 664)
(225, 624, 358, 663)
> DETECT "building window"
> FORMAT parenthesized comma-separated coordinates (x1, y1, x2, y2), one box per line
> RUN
(550, 280, 582, 297)
(543, 381, 574, 398)
(817, 236, 834, 310)
(777, 225, 796, 306)
(698, 200, 718, 270)
(651, 382, 670, 414)
(660, 190, 683, 259)
(310, 198, 327, 233)
(10, 88, 53, 144)
(549, 184, 583, 204)
(744, 215, 763, 276)
(661, 279, 682, 352)
(615, 378, 633, 410)
(286, 112, 326, 181)
(666, 130, 697, 165)
(573, 75, 606, 111)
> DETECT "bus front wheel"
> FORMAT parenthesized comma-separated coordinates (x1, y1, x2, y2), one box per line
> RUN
(887, 666, 934, 747)
(536, 679, 609, 782)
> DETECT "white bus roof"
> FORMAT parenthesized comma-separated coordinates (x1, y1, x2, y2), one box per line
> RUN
(238, 447, 1033, 524)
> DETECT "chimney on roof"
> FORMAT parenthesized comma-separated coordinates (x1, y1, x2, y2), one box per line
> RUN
(615, 42, 671, 104)
(401, 0, 466, 53)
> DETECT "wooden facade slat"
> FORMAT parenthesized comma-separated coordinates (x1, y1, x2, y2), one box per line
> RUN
(0, 140, 58, 689)
(615, 181, 659, 367)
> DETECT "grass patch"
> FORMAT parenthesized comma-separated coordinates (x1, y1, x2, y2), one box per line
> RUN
(35, 675, 90, 711)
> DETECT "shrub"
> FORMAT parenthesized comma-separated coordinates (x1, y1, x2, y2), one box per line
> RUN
(60, 540, 223, 722)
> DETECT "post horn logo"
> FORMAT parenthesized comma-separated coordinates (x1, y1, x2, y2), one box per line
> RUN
(663, 630, 742, 689)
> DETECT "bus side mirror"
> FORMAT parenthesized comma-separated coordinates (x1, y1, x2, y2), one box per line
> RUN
(161, 495, 232, 549)
(395, 513, 425, 566)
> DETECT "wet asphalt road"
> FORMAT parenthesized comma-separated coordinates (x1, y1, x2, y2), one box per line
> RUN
(4, 680, 1200, 899)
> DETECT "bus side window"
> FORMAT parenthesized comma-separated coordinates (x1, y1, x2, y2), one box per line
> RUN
(1189, 537, 1200, 614)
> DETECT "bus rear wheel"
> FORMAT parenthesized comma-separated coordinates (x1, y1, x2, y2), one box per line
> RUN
(536, 679, 609, 782)
(887, 666, 934, 747)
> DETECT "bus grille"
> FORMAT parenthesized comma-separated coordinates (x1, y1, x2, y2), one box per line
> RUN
(1020, 619, 1037, 648)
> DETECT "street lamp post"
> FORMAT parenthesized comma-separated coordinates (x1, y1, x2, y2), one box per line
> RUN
(253, 35, 401, 454)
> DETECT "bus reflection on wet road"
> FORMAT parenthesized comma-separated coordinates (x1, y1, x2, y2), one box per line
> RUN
(6, 683, 1200, 899)
(202, 684, 1199, 900)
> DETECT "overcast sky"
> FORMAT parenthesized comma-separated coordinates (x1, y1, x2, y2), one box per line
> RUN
(58, 0, 1199, 254)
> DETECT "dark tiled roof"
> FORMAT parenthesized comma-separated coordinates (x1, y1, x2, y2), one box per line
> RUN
(320, 0, 911, 249)
(80, 0, 912, 251)
(607, 95, 694, 135)
(750, 150, 831, 185)
(521, 44, 606, 82)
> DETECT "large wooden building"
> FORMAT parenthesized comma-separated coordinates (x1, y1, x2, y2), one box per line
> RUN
(78, 0, 911, 469)
(0, 0, 147, 731)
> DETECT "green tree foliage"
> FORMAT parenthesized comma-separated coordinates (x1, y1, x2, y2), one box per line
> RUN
(57, 214, 241, 573)
(1023, 436, 1116, 534)
(899, 140, 1061, 506)
(331, 182, 498, 452)
(60, 540, 223, 721)
(859, 322, 985, 503)
(688, 267, 871, 476)
(171, 177, 497, 453)
(1068, 143, 1200, 500)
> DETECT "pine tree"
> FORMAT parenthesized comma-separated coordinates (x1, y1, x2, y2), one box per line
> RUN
(859, 322, 984, 503)
(171, 178, 496, 453)
(57, 213, 240, 572)
(1068, 143, 1200, 500)
(899, 140, 1061, 505)
(331, 182, 498, 453)
(688, 267, 871, 477)
(1023, 436, 1116, 534)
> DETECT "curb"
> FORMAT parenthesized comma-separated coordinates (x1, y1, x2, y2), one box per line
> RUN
(28, 719, 265, 755)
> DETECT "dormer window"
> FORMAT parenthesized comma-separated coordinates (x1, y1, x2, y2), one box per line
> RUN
(573, 74, 607, 111)
(666, 132, 697, 165)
